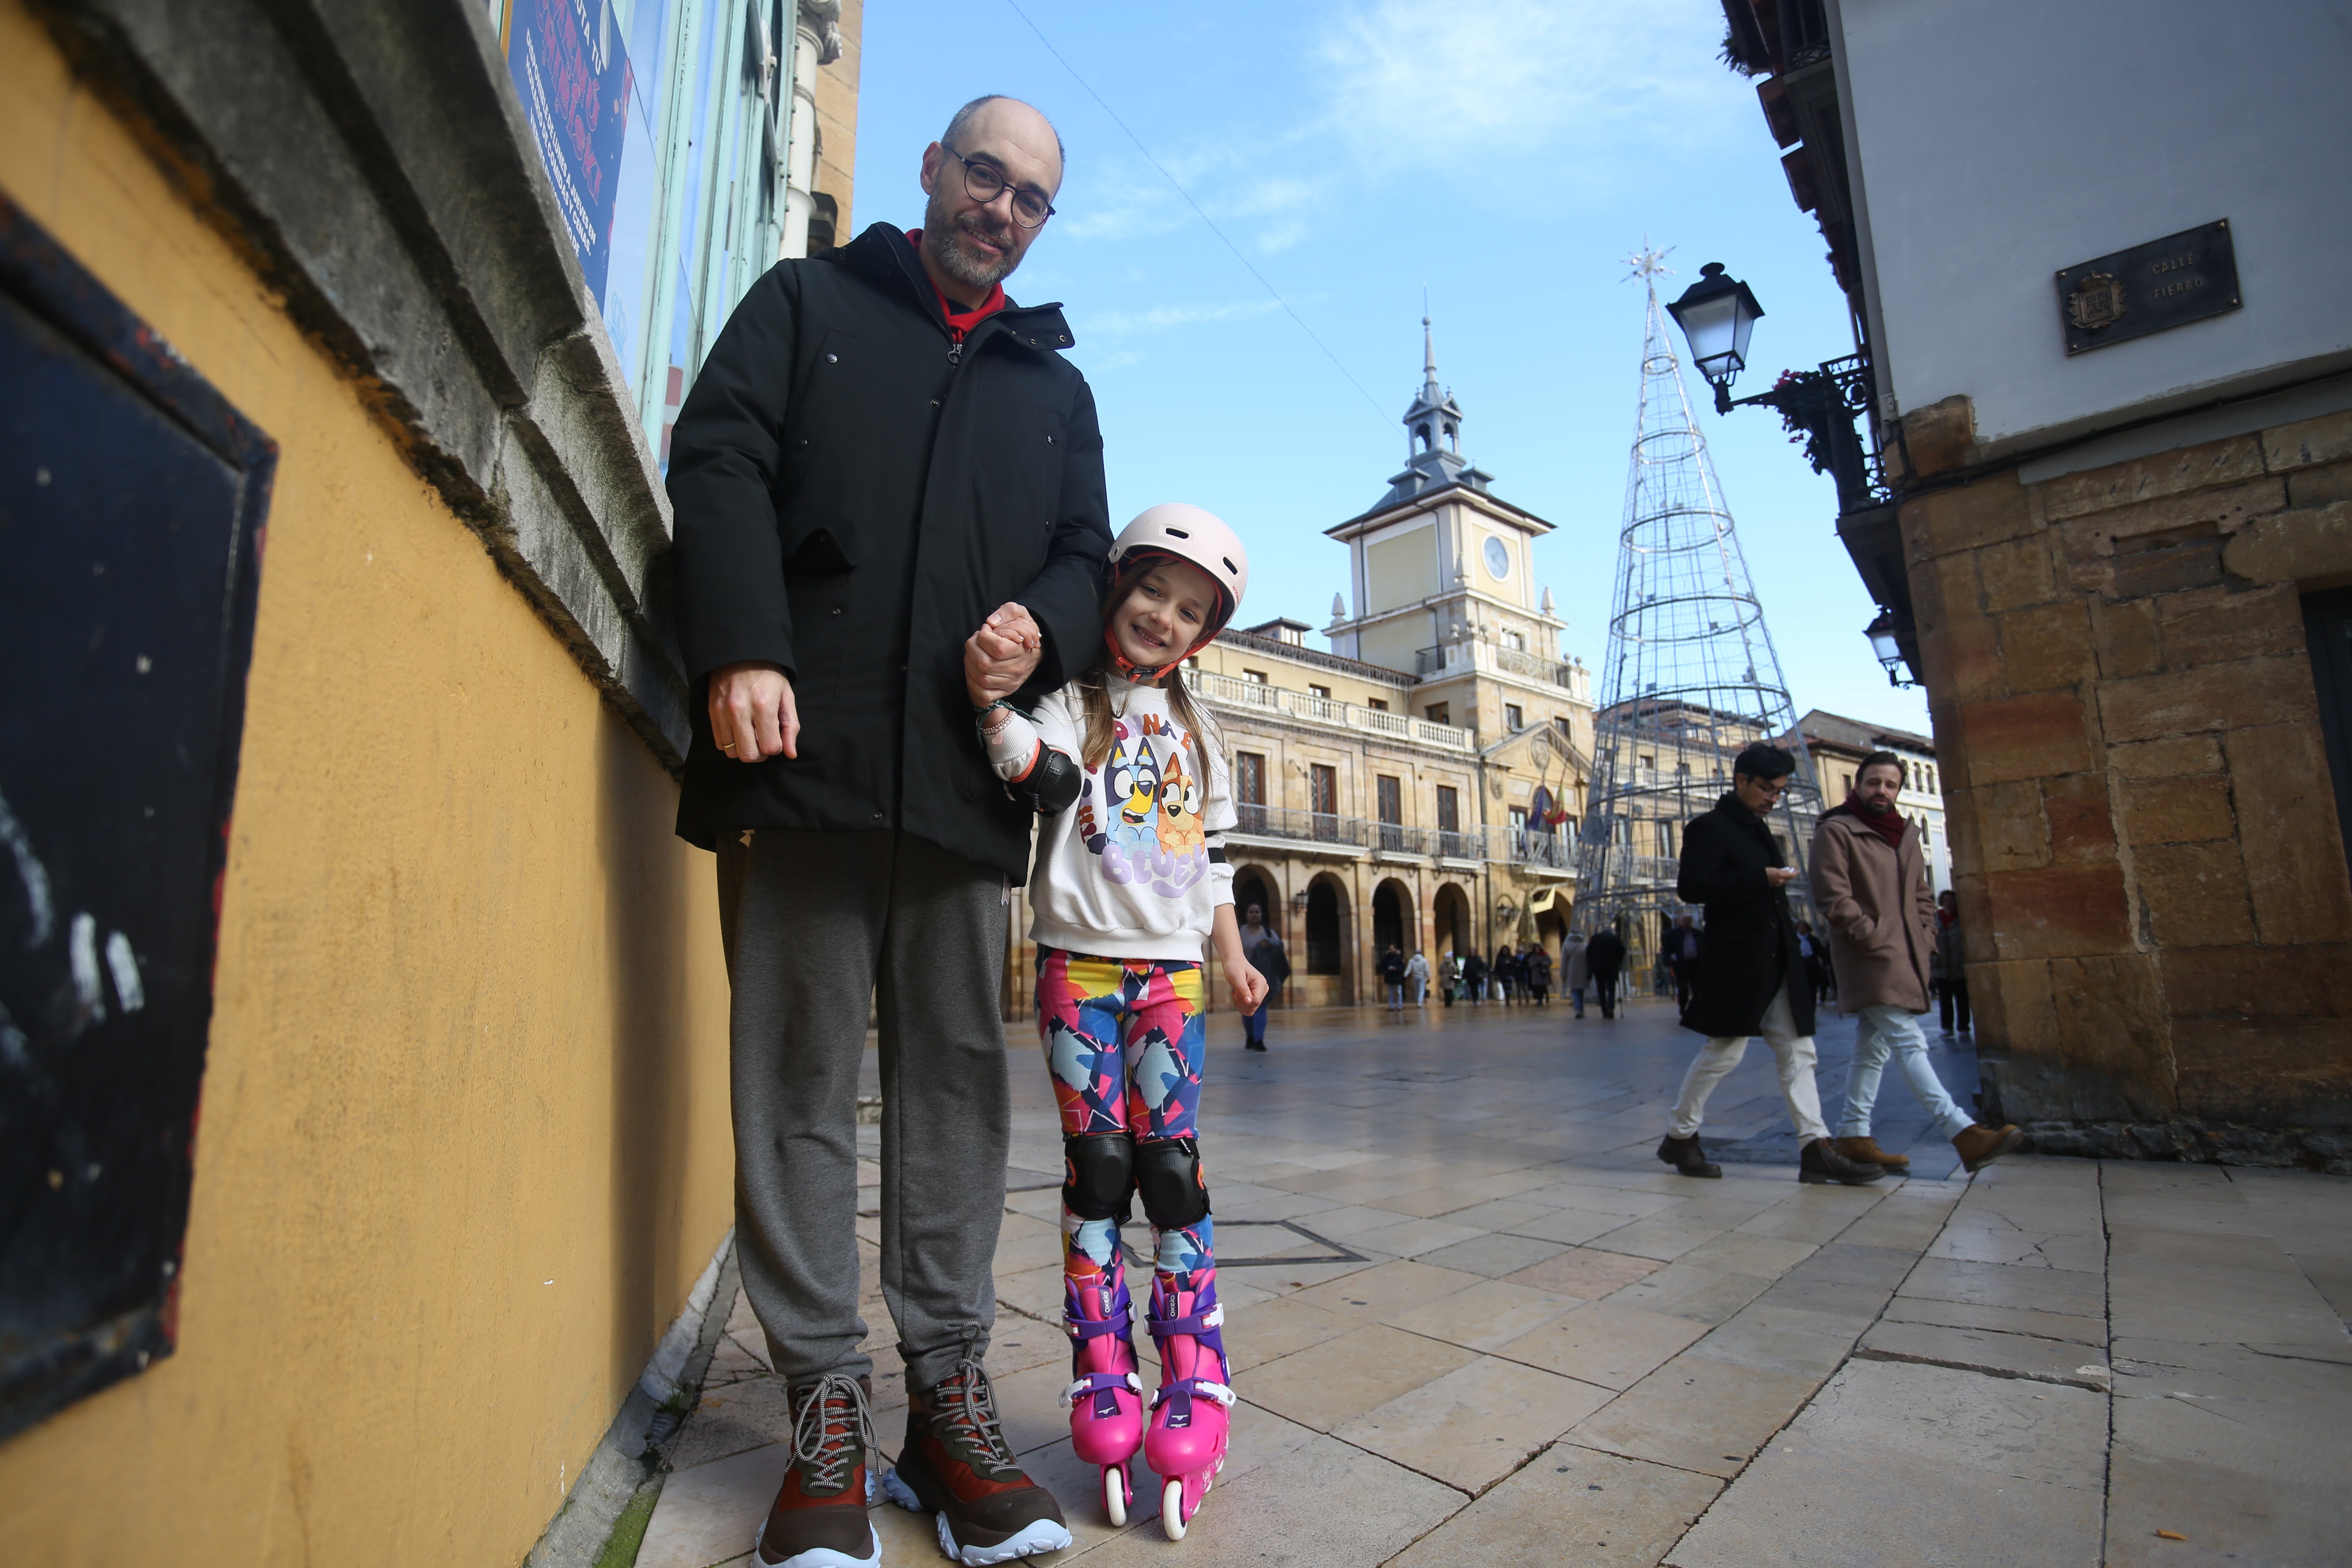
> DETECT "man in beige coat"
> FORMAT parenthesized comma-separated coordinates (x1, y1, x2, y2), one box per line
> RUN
(1813, 752, 2020, 1174)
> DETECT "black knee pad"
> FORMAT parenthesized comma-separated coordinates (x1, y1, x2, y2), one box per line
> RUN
(1062, 1132, 1134, 1222)
(1134, 1136, 1210, 1229)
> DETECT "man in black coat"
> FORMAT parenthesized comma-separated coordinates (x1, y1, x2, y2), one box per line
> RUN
(668, 94, 1105, 1566)
(1585, 924, 1626, 1018)
(1656, 744, 1883, 1187)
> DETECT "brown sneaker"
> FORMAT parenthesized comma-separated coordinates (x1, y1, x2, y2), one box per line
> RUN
(755, 1372, 879, 1567)
(1834, 1135, 1911, 1171)
(1657, 1133, 1722, 1178)
(883, 1352, 1071, 1564)
(1953, 1123, 2024, 1172)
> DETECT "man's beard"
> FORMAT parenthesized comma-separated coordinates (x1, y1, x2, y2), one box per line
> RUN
(923, 187, 1022, 292)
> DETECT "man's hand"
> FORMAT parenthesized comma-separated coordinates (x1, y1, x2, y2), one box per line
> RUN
(1764, 866, 1799, 889)
(1227, 961, 1270, 1015)
(965, 602, 1045, 706)
(709, 661, 798, 762)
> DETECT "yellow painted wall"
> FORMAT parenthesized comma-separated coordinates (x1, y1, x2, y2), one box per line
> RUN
(0, 9, 737, 1564)
(1364, 525, 1437, 613)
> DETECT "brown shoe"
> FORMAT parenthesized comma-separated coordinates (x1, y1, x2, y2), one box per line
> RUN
(755, 1372, 878, 1566)
(1800, 1138, 1884, 1185)
(884, 1352, 1071, 1562)
(1657, 1133, 1722, 1178)
(1834, 1135, 1910, 1171)
(1953, 1123, 2023, 1172)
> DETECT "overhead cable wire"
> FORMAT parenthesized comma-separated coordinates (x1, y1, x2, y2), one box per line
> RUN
(1000, 0, 1394, 426)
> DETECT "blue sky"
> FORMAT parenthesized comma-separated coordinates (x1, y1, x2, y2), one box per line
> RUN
(850, 0, 1930, 733)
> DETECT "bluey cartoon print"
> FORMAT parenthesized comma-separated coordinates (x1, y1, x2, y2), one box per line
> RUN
(1087, 712, 1209, 897)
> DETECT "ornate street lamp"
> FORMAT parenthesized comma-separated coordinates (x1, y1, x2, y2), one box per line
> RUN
(1865, 609, 1917, 688)
(1665, 263, 1766, 413)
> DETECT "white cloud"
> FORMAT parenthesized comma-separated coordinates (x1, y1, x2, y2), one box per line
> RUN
(1310, 0, 1742, 178)
(1077, 298, 1289, 340)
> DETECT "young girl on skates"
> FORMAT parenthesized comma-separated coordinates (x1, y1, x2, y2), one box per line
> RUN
(968, 503, 1265, 1540)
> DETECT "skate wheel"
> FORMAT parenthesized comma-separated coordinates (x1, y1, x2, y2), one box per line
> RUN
(1161, 1478, 1186, 1540)
(1104, 1465, 1130, 1528)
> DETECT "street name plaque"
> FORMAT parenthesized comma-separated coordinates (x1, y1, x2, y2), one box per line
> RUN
(2056, 220, 2241, 355)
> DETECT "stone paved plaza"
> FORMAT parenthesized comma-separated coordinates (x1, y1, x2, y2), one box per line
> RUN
(637, 997, 2351, 1568)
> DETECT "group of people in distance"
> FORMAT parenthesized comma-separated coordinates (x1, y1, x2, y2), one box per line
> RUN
(1422, 941, 1555, 1007)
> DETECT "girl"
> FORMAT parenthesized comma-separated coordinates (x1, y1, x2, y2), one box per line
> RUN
(969, 504, 1265, 1541)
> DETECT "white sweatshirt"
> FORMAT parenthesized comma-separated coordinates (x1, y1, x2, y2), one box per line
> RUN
(982, 674, 1235, 960)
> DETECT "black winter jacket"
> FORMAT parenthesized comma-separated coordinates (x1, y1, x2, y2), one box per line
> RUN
(666, 224, 1113, 879)
(1675, 792, 1817, 1038)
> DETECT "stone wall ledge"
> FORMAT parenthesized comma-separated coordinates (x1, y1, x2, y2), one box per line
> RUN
(2011, 1118, 2352, 1177)
(33, 0, 692, 766)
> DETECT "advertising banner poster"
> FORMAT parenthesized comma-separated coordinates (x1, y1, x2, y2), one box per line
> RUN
(507, 0, 632, 296)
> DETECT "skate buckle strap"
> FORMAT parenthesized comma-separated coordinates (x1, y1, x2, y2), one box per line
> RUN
(1149, 1376, 1236, 1421)
(788, 1371, 877, 1495)
(1063, 1309, 1133, 1343)
(1059, 1370, 1142, 1409)
(1144, 1304, 1223, 1339)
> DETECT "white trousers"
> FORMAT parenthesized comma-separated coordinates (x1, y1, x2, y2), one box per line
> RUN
(1669, 981, 1830, 1143)
(1840, 1004, 1973, 1140)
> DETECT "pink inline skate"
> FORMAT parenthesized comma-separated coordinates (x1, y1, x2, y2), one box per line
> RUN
(1143, 1277, 1234, 1540)
(1062, 1272, 1145, 1526)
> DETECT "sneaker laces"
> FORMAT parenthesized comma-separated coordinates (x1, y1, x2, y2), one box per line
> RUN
(789, 1372, 876, 1495)
(934, 1339, 1019, 1471)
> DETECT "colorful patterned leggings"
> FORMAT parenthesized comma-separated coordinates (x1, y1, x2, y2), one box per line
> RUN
(1035, 949, 1214, 1305)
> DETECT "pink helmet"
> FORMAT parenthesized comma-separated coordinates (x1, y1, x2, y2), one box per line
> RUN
(1107, 503, 1250, 635)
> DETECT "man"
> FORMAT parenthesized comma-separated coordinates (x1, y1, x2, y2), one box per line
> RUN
(1380, 944, 1407, 1011)
(1665, 914, 1702, 1010)
(1814, 754, 2019, 1175)
(1405, 947, 1431, 1007)
(1562, 930, 1590, 1018)
(1932, 890, 1970, 1035)
(1238, 901, 1286, 1050)
(669, 95, 1105, 1567)
(1657, 745, 1884, 1185)
(1526, 943, 1552, 1007)
(1438, 948, 1459, 1007)
(1462, 947, 1488, 1005)
(1585, 922, 1626, 1018)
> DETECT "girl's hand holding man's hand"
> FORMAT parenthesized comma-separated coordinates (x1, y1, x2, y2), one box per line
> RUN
(965, 601, 1043, 706)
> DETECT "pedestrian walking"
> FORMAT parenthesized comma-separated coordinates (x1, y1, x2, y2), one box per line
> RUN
(1238, 901, 1287, 1051)
(1527, 944, 1553, 1006)
(1405, 948, 1431, 1007)
(1814, 755, 2018, 1174)
(670, 93, 1096, 1568)
(1463, 949, 1488, 1005)
(1562, 931, 1591, 1018)
(1933, 890, 1971, 1035)
(1586, 924, 1626, 1018)
(1438, 949, 1460, 1007)
(1492, 943, 1517, 1005)
(1654, 745, 1885, 1186)
(1665, 914, 1702, 1011)
(1380, 944, 1407, 1012)
(975, 503, 1262, 1539)
(1797, 920, 1826, 1006)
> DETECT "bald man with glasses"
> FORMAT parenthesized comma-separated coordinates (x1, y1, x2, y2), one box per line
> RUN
(669, 94, 1108, 1567)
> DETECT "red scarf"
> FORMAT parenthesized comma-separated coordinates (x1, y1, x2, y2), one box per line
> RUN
(1844, 793, 1910, 849)
(905, 229, 1006, 340)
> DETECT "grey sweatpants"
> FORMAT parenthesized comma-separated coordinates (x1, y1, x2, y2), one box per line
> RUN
(719, 829, 1011, 1392)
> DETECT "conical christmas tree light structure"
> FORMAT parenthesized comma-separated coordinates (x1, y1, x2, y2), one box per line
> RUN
(1572, 248, 1825, 981)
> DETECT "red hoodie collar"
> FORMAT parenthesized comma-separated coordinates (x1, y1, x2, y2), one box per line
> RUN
(905, 229, 1006, 341)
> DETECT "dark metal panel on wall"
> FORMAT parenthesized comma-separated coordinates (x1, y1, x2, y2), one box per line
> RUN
(0, 193, 273, 1441)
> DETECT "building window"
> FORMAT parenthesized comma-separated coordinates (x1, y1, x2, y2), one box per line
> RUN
(1309, 763, 1339, 836)
(1435, 785, 1460, 834)
(1309, 684, 1332, 701)
(1502, 629, 1526, 652)
(1376, 774, 1404, 851)
(1425, 702, 1450, 726)
(1243, 668, 1267, 684)
(1234, 751, 1265, 834)
(1366, 698, 1388, 711)
(1505, 704, 1525, 731)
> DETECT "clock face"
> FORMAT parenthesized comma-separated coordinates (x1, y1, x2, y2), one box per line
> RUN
(1483, 537, 1511, 581)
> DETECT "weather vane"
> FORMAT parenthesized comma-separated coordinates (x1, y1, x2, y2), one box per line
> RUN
(1623, 242, 1675, 283)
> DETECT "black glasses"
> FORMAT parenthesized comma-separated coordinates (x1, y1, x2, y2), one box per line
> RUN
(942, 143, 1055, 228)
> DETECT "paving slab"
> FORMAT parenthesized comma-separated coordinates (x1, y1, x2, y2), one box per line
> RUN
(1857, 1319, 2111, 1390)
(1492, 1301, 1712, 1389)
(1879, 1293, 2109, 1347)
(1571, 1351, 1823, 1477)
(1380, 1276, 1581, 1353)
(1336, 1353, 1614, 1493)
(1390, 1444, 1722, 1568)
(1230, 1322, 1477, 1433)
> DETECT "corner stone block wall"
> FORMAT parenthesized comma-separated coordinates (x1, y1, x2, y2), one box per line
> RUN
(1903, 406, 2352, 1165)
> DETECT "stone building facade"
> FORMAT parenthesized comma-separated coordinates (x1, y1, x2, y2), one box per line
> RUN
(1717, 0, 2352, 1166)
